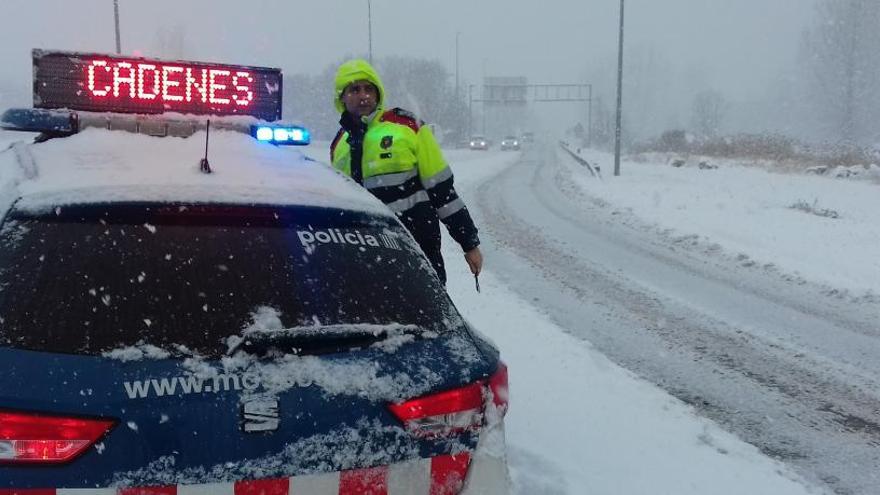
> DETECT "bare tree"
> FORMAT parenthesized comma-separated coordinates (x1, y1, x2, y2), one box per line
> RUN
(153, 25, 188, 60)
(691, 89, 725, 138)
(799, 0, 880, 144)
(376, 57, 467, 144)
(590, 96, 616, 149)
(284, 65, 339, 141)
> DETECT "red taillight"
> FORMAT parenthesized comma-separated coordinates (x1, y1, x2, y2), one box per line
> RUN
(0, 410, 116, 464)
(388, 381, 484, 438)
(388, 362, 509, 438)
(488, 363, 509, 415)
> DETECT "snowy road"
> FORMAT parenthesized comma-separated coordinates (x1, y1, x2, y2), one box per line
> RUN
(455, 143, 880, 494)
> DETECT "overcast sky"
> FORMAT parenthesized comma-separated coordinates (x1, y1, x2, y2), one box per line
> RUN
(0, 0, 819, 136)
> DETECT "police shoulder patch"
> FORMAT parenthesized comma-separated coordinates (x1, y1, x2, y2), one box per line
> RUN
(392, 107, 417, 120)
(381, 107, 422, 133)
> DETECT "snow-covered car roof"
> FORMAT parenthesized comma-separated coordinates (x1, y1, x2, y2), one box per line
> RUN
(0, 128, 392, 217)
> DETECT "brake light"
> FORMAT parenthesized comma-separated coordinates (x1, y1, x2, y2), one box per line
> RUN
(488, 363, 509, 415)
(388, 362, 508, 438)
(0, 410, 116, 464)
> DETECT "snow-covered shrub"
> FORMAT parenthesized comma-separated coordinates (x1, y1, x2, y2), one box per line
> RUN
(789, 199, 839, 219)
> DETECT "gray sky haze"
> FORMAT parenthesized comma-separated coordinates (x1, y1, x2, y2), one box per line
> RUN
(1, 0, 820, 138)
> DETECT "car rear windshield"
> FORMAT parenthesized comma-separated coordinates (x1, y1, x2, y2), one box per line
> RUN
(0, 203, 459, 357)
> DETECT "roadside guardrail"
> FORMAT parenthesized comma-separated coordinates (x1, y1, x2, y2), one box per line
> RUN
(558, 141, 600, 178)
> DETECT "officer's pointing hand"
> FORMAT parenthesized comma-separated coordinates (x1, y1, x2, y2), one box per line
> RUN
(464, 247, 483, 276)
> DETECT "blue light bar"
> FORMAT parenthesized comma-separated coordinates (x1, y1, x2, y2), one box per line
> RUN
(0, 108, 78, 134)
(251, 124, 310, 146)
(2, 108, 312, 147)
(289, 128, 306, 142)
(255, 127, 273, 141)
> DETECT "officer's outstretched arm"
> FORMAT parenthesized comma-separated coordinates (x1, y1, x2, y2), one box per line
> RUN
(416, 125, 480, 252)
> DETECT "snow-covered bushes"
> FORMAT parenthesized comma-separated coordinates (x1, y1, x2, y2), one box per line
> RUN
(789, 199, 840, 219)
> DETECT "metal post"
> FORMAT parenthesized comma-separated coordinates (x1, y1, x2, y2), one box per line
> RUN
(455, 32, 462, 144)
(481, 91, 487, 135)
(367, 0, 373, 63)
(481, 59, 487, 135)
(113, 0, 121, 54)
(588, 84, 593, 148)
(613, 0, 625, 176)
(468, 84, 474, 139)
(455, 31, 461, 99)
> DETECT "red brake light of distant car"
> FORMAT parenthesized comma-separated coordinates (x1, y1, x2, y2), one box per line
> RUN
(388, 362, 509, 438)
(0, 410, 116, 464)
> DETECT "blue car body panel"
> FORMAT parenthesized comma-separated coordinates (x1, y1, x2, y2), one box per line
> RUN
(0, 329, 498, 487)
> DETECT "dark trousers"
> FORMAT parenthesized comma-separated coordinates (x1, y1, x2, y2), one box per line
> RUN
(400, 212, 446, 285)
(422, 241, 446, 285)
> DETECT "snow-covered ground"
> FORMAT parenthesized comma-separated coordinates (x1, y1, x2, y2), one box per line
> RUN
(0, 130, 34, 151)
(567, 148, 880, 298)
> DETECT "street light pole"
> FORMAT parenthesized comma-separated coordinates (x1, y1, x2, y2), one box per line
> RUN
(481, 58, 487, 135)
(588, 84, 593, 148)
(113, 0, 121, 54)
(613, 0, 625, 176)
(367, 0, 373, 63)
(456, 31, 463, 143)
(455, 31, 461, 99)
(468, 84, 474, 140)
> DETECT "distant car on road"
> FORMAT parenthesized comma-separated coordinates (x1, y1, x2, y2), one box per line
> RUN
(521, 131, 535, 143)
(469, 135, 489, 150)
(500, 136, 520, 151)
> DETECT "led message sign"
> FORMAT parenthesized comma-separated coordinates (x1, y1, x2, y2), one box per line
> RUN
(33, 50, 282, 121)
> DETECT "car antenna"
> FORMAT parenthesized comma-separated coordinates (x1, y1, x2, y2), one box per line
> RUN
(199, 119, 212, 174)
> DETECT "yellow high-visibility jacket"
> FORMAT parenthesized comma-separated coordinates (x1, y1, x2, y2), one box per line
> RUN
(330, 59, 479, 282)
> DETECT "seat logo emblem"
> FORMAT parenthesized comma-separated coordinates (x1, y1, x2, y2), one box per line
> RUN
(241, 396, 279, 433)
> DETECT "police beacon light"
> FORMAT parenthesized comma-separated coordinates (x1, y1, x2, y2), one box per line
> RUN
(0, 49, 309, 145)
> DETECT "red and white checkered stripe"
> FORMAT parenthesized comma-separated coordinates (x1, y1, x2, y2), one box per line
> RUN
(0, 453, 470, 495)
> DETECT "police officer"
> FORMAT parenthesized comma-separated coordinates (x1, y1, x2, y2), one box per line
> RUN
(330, 59, 482, 285)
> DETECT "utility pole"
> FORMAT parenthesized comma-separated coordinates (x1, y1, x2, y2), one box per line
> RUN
(481, 58, 487, 135)
(468, 84, 474, 140)
(588, 84, 593, 148)
(613, 0, 625, 176)
(113, 0, 121, 54)
(456, 31, 462, 143)
(367, 0, 373, 63)
(455, 31, 461, 99)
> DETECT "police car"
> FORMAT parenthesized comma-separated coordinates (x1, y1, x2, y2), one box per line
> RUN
(0, 50, 509, 494)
